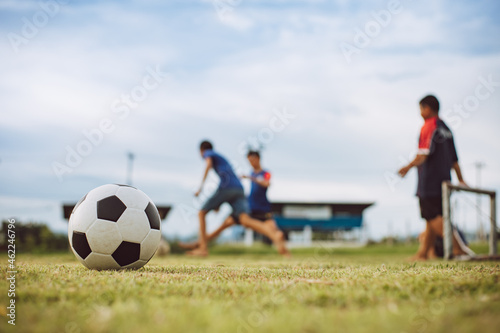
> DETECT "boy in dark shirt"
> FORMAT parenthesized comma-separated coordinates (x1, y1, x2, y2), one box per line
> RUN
(183, 149, 289, 256)
(398, 95, 469, 260)
(189, 141, 287, 256)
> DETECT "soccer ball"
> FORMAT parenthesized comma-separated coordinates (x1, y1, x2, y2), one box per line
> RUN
(68, 184, 162, 270)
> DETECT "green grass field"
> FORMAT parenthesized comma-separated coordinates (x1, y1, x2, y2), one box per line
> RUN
(1, 244, 499, 333)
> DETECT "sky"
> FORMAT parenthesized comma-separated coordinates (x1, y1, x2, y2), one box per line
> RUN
(1, 0, 500, 241)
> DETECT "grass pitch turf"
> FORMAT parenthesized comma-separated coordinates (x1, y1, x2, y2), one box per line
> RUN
(1, 244, 499, 333)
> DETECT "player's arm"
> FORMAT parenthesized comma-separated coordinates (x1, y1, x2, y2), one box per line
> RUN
(251, 176, 270, 188)
(241, 172, 271, 187)
(195, 157, 213, 197)
(399, 123, 434, 178)
(252, 172, 271, 188)
(398, 154, 428, 178)
(452, 162, 467, 187)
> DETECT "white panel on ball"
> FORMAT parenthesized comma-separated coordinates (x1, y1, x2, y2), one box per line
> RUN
(115, 186, 150, 210)
(85, 252, 121, 270)
(85, 184, 119, 203)
(116, 208, 150, 243)
(70, 200, 97, 233)
(76, 257, 90, 269)
(140, 229, 162, 261)
(86, 219, 123, 255)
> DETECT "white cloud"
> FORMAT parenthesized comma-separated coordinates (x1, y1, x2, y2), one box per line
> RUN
(0, 0, 40, 11)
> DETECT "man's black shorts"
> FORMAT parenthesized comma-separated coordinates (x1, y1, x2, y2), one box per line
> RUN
(419, 196, 443, 221)
(234, 211, 273, 224)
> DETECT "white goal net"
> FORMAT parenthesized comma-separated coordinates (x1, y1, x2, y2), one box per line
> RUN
(442, 182, 498, 260)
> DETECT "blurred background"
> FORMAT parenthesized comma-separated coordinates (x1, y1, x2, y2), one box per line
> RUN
(1, 0, 499, 246)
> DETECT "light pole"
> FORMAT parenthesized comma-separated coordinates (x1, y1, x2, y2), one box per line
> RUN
(126, 152, 135, 186)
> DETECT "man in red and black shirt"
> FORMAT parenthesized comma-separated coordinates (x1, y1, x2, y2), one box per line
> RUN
(399, 95, 468, 260)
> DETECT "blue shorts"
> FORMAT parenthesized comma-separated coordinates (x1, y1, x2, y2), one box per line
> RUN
(201, 187, 249, 218)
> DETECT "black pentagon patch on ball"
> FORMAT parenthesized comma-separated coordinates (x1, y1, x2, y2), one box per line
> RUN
(145, 202, 160, 230)
(72, 231, 92, 259)
(112, 241, 140, 266)
(97, 196, 126, 222)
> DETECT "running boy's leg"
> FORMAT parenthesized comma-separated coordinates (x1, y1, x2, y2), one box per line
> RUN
(228, 189, 289, 256)
(180, 216, 236, 250)
(238, 214, 289, 256)
(263, 218, 291, 256)
(188, 190, 228, 256)
(187, 210, 209, 256)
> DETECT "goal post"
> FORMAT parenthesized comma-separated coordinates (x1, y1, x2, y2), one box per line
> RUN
(442, 181, 497, 260)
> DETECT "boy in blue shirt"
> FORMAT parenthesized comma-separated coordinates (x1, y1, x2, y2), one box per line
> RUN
(244, 151, 273, 218)
(189, 141, 287, 256)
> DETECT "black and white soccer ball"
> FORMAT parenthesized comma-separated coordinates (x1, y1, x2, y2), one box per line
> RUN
(68, 184, 161, 270)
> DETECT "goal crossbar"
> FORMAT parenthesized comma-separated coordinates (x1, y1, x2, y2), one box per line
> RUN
(442, 181, 497, 260)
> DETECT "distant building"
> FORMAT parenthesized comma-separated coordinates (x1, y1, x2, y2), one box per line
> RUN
(272, 202, 373, 232)
(234, 202, 374, 246)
